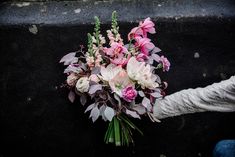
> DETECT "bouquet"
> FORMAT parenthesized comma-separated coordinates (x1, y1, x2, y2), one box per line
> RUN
(60, 11, 170, 146)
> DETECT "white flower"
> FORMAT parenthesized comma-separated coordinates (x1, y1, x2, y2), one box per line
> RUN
(66, 72, 79, 87)
(127, 57, 159, 89)
(100, 64, 122, 82)
(76, 77, 90, 93)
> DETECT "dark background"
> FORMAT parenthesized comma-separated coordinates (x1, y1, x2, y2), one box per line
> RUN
(0, 0, 235, 157)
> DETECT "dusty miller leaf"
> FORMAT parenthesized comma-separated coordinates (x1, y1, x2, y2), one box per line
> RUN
(91, 67, 101, 75)
(126, 109, 141, 119)
(89, 84, 102, 95)
(90, 106, 100, 122)
(85, 103, 95, 113)
(142, 97, 151, 108)
(60, 52, 78, 65)
(138, 91, 145, 97)
(104, 106, 115, 121)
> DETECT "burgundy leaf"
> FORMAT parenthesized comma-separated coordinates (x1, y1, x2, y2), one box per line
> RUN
(142, 97, 151, 108)
(152, 47, 161, 53)
(138, 91, 145, 97)
(90, 106, 100, 122)
(152, 53, 161, 62)
(132, 104, 146, 115)
(150, 92, 162, 98)
(126, 109, 140, 119)
(85, 103, 95, 113)
(88, 84, 102, 95)
(68, 91, 75, 103)
(99, 105, 107, 121)
(64, 65, 82, 74)
(80, 94, 87, 106)
(91, 67, 101, 75)
(60, 52, 78, 65)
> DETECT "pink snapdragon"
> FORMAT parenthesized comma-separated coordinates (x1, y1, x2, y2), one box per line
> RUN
(122, 85, 137, 102)
(128, 17, 156, 40)
(159, 56, 170, 72)
(104, 42, 128, 57)
(139, 17, 156, 37)
(104, 42, 130, 66)
(135, 37, 155, 56)
(110, 53, 131, 66)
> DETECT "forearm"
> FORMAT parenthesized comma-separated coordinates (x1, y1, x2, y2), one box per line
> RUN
(153, 76, 235, 119)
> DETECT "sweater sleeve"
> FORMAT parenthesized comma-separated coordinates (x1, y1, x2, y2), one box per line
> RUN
(153, 76, 235, 119)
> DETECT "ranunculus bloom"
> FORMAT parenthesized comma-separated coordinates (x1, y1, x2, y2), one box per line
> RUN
(127, 57, 159, 89)
(122, 86, 137, 102)
(159, 56, 170, 72)
(135, 37, 155, 56)
(76, 77, 90, 93)
(66, 73, 79, 87)
(128, 17, 156, 40)
(104, 42, 128, 57)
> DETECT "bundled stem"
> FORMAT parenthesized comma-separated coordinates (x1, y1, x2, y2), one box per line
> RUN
(104, 114, 143, 146)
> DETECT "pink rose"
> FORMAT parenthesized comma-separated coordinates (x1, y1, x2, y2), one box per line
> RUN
(159, 56, 170, 72)
(122, 86, 137, 102)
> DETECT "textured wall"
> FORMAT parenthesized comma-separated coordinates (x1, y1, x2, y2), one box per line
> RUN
(0, 1, 235, 157)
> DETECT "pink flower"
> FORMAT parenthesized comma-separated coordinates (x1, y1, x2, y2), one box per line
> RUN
(104, 42, 127, 57)
(122, 86, 137, 102)
(110, 53, 131, 66)
(128, 27, 143, 40)
(139, 17, 156, 37)
(159, 56, 170, 72)
(136, 53, 148, 62)
(135, 37, 155, 56)
(128, 17, 156, 40)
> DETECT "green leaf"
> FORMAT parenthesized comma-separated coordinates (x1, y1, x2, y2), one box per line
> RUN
(113, 116, 121, 146)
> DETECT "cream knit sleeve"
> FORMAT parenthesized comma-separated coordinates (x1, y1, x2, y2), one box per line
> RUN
(153, 76, 235, 119)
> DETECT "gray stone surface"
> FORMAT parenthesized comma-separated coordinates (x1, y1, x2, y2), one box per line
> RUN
(1, 0, 235, 25)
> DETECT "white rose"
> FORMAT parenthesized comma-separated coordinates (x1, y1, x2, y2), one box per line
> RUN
(76, 77, 90, 93)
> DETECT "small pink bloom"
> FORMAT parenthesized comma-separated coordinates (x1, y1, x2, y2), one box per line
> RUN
(122, 86, 137, 102)
(159, 56, 170, 72)
(139, 17, 156, 37)
(104, 42, 128, 57)
(135, 37, 155, 56)
(110, 53, 131, 67)
(136, 53, 149, 62)
(128, 17, 156, 40)
(128, 27, 143, 40)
